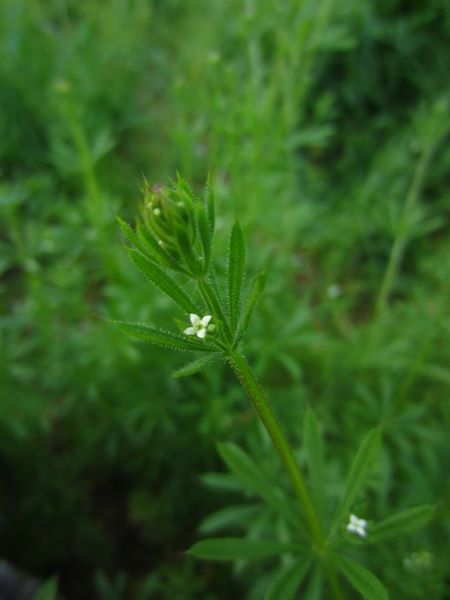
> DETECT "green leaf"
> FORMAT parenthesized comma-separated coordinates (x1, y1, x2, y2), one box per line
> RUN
(118, 216, 178, 271)
(205, 178, 215, 234)
(304, 566, 323, 600)
(117, 215, 139, 247)
(196, 202, 211, 271)
(331, 428, 381, 535)
(266, 558, 312, 600)
(111, 320, 216, 352)
(136, 223, 184, 272)
(304, 408, 325, 522)
(217, 442, 299, 525)
(175, 226, 200, 273)
(187, 537, 294, 561)
(217, 442, 276, 503)
(200, 472, 243, 493)
(199, 504, 261, 534)
(369, 505, 434, 543)
(198, 278, 232, 341)
(176, 174, 197, 210)
(173, 354, 219, 378)
(228, 221, 246, 332)
(237, 271, 266, 341)
(334, 555, 388, 600)
(127, 248, 198, 313)
(34, 577, 58, 600)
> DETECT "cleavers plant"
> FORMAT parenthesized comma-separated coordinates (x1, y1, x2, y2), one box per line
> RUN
(113, 176, 434, 599)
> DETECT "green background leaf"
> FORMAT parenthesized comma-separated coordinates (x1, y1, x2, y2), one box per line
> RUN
(331, 428, 381, 534)
(369, 505, 435, 543)
(172, 354, 219, 377)
(266, 558, 312, 600)
(335, 555, 388, 600)
(217, 442, 298, 525)
(34, 577, 58, 600)
(111, 321, 216, 352)
(228, 221, 246, 332)
(304, 408, 325, 522)
(237, 271, 266, 340)
(187, 537, 294, 561)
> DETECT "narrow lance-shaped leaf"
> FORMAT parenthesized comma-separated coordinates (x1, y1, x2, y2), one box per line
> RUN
(111, 321, 216, 352)
(127, 248, 198, 314)
(173, 354, 219, 378)
(136, 223, 185, 273)
(217, 442, 278, 505)
(334, 555, 388, 600)
(266, 558, 312, 600)
(228, 221, 246, 332)
(196, 202, 212, 272)
(236, 272, 266, 341)
(176, 174, 197, 210)
(305, 566, 323, 600)
(116, 217, 184, 273)
(304, 408, 325, 522)
(217, 442, 299, 526)
(117, 216, 139, 247)
(200, 472, 243, 493)
(368, 505, 434, 543)
(205, 178, 215, 233)
(198, 278, 232, 341)
(331, 428, 381, 535)
(175, 226, 200, 274)
(199, 504, 261, 534)
(187, 537, 295, 561)
(118, 216, 181, 273)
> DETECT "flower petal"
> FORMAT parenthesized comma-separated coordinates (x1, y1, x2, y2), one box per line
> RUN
(184, 327, 196, 335)
(357, 527, 367, 537)
(357, 518, 367, 528)
(201, 315, 212, 327)
(190, 314, 200, 325)
(196, 328, 207, 338)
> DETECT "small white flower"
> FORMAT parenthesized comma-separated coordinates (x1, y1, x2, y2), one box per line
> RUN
(347, 514, 367, 538)
(184, 314, 212, 339)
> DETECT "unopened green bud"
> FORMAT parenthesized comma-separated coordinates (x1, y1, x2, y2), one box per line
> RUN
(138, 178, 203, 275)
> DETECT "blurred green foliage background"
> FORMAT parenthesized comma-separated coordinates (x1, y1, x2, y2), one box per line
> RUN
(0, 0, 449, 598)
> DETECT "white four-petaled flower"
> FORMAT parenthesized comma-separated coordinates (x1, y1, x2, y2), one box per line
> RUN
(347, 514, 367, 538)
(184, 314, 212, 339)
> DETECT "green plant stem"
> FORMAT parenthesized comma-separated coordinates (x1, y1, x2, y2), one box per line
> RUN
(376, 142, 433, 315)
(60, 96, 119, 278)
(228, 352, 344, 598)
(228, 351, 321, 541)
(63, 102, 103, 220)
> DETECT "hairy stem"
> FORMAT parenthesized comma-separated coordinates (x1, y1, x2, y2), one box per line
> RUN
(228, 352, 321, 540)
(228, 352, 344, 598)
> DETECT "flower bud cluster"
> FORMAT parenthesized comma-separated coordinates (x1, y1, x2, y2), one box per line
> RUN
(136, 176, 212, 277)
